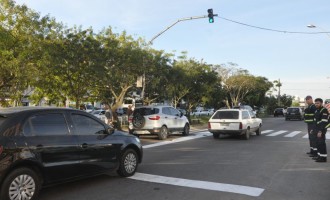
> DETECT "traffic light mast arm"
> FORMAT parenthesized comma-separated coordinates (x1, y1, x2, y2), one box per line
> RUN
(148, 14, 217, 45)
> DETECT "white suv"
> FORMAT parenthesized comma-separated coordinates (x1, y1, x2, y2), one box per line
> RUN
(208, 109, 262, 140)
(128, 106, 190, 140)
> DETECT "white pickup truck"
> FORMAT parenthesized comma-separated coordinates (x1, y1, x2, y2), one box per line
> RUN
(208, 109, 262, 140)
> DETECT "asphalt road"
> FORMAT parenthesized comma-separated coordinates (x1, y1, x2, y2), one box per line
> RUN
(39, 117, 330, 200)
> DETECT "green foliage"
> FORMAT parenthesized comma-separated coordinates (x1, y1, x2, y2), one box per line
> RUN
(0, 0, 278, 112)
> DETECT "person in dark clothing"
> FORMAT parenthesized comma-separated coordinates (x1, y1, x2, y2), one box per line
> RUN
(312, 98, 329, 162)
(304, 96, 317, 156)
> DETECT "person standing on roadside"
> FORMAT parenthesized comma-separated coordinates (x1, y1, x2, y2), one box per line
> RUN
(313, 98, 329, 162)
(325, 100, 330, 129)
(104, 103, 113, 126)
(304, 96, 317, 156)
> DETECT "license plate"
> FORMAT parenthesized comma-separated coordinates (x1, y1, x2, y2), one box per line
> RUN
(221, 123, 229, 126)
(291, 113, 295, 115)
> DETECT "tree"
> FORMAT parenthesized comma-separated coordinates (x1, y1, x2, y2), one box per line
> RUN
(244, 76, 273, 107)
(39, 27, 102, 108)
(0, 0, 48, 106)
(94, 29, 145, 111)
(273, 79, 282, 106)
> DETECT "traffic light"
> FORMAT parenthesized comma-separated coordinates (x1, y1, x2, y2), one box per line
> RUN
(208, 9, 214, 23)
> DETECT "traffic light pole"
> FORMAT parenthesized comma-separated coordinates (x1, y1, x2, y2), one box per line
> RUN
(141, 12, 218, 101)
(148, 14, 217, 45)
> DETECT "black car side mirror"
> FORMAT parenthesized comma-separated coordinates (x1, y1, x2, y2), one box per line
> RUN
(180, 112, 184, 117)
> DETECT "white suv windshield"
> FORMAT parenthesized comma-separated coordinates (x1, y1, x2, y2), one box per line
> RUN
(212, 111, 239, 119)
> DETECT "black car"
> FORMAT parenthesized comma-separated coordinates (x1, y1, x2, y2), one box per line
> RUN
(0, 107, 143, 200)
(274, 108, 285, 117)
(285, 107, 304, 121)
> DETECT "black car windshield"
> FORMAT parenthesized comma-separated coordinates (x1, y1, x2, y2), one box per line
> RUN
(287, 108, 299, 113)
(212, 111, 239, 119)
(134, 108, 159, 116)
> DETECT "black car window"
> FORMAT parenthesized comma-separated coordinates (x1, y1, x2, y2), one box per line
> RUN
(134, 108, 159, 116)
(23, 113, 69, 136)
(212, 111, 239, 119)
(72, 114, 105, 135)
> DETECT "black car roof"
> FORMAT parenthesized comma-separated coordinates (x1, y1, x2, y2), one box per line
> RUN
(0, 107, 74, 117)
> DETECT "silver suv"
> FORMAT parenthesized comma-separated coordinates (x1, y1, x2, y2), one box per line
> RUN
(128, 106, 190, 140)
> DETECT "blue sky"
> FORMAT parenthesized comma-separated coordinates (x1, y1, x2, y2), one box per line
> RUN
(15, 0, 330, 101)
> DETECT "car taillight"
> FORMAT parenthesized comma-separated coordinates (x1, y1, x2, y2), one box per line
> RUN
(128, 116, 133, 123)
(0, 145, 3, 155)
(148, 116, 160, 120)
(239, 122, 243, 129)
(208, 122, 211, 129)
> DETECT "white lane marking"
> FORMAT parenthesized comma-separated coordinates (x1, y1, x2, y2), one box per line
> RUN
(143, 131, 212, 149)
(261, 130, 273, 134)
(303, 134, 309, 139)
(129, 173, 264, 197)
(266, 130, 287, 137)
(284, 131, 301, 137)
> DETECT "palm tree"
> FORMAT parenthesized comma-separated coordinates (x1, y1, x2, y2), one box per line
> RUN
(273, 79, 282, 106)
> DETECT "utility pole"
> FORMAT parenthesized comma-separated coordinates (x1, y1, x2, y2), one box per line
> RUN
(140, 9, 218, 100)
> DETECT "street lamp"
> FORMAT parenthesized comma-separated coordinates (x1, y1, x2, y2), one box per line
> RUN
(307, 24, 330, 38)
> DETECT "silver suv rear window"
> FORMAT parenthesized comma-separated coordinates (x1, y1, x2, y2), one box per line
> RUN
(212, 111, 239, 119)
(134, 108, 159, 116)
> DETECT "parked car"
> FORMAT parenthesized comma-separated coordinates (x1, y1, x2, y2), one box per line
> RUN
(0, 107, 143, 200)
(91, 109, 106, 122)
(191, 109, 214, 116)
(128, 106, 190, 140)
(274, 108, 286, 117)
(285, 107, 304, 121)
(208, 109, 262, 140)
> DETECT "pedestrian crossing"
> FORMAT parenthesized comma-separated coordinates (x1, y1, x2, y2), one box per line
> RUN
(261, 130, 330, 139)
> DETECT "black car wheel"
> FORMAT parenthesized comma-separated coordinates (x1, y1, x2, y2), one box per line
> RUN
(243, 127, 250, 140)
(158, 126, 168, 140)
(182, 124, 190, 136)
(117, 149, 138, 177)
(256, 125, 261, 136)
(213, 133, 220, 139)
(0, 167, 41, 200)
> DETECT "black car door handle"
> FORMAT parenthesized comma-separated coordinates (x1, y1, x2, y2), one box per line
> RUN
(80, 143, 88, 148)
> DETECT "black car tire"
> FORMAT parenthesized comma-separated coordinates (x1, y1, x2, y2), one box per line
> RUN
(0, 167, 41, 200)
(132, 113, 145, 129)
(213, 133, 220, 139)
(117, 149, 138, 177)
(182, 124, 190, 136)
(158, 126, 168, 140)
(256, 126, 261, 136)
(243, 127, 250, 140)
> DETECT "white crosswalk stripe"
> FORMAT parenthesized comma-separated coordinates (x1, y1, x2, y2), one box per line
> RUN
(261, 130, 273, 134)
(266, 130, 288, 137)
(236, 129, 330, 139)
(284, 131, 301, 137)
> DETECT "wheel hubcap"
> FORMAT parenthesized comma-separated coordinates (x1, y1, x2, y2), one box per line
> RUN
(124, 153, 137, 174)
(9, 174, 35, 200)
(161, 128, 167, 137)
